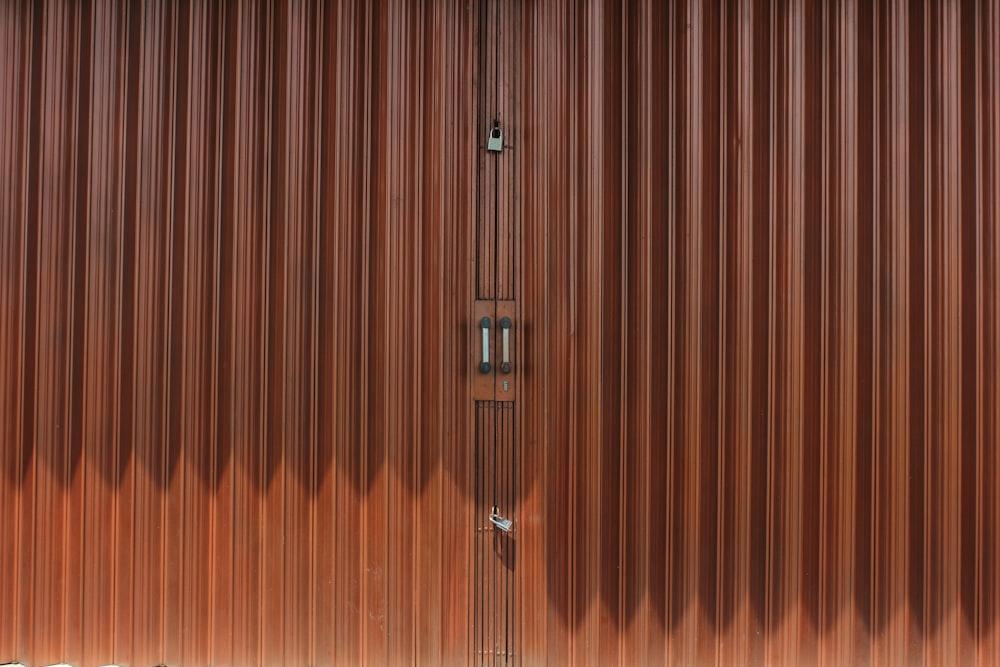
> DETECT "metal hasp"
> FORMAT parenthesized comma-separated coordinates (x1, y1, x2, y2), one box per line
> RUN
(489, 506, 513, 533)
(500, 317, 512, 373)
(487, 121, 503, 152)
(480, 317, 492, 373)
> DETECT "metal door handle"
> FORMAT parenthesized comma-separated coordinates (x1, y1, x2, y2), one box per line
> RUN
(500, 317, 512, 373)
(479, 317, 492, 373)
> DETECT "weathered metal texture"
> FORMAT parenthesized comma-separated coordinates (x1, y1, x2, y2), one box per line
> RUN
(0, 0, 476, 665)
(474, 401, 516, 665)
(519, 0, 1000, 664)
(1, 0, 999, 666)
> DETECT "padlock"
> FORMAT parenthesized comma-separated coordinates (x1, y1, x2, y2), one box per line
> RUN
(487, 124, 503, 152)
(489, 506, 512, 533)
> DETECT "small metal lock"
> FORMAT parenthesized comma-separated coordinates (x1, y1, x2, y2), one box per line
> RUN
(487, 123, 503, 152)
(489, 506, 512, 533)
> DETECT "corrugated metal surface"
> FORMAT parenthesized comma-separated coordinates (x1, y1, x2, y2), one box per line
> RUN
(518, 0, 1000, 664)
(1, 0, 477, 664)
(1, 0, 999, 666)
(473, 401, 516, 664)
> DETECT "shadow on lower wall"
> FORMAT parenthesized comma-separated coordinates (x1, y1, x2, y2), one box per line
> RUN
(541, 450, 995, 645)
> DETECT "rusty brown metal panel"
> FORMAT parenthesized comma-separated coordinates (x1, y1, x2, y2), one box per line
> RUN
(473, 401, 515, 665)
(2, 1, 1000, 666)
(0, 0, 476, 665)
(519, 1, 1000, 667)
(0, 0, 30, 661)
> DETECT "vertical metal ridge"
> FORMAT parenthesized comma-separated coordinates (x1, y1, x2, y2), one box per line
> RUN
(0, 0, 28, 661)
(985, 6, 1000, 666)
